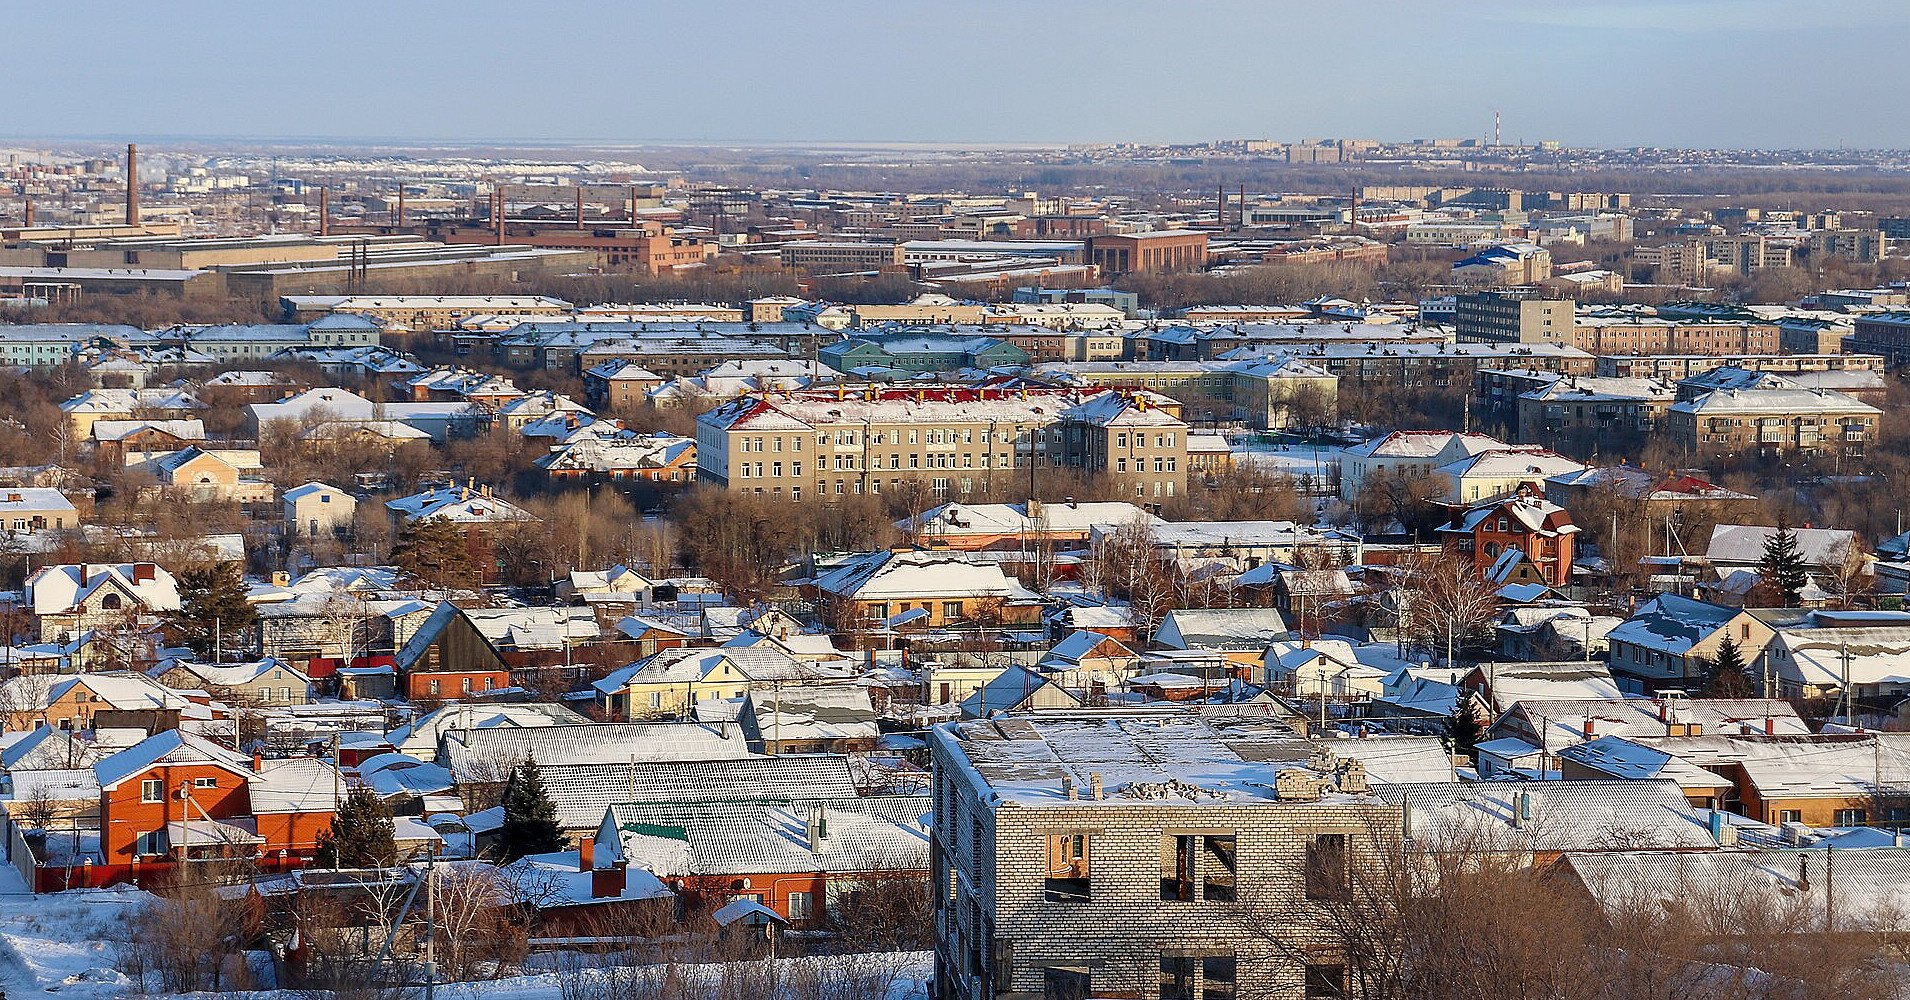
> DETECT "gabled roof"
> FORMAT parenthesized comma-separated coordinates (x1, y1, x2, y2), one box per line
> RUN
(25, 563, 181, 616)
(442, 722, 752, 781)
(1604, 594, 1740, 656)
(602, 795, 929, 877)
(93, 729, 252, 790)
(1377, 779, 1719, 851)
(1706, 524, 1859, 567)
(544, 755, 864, 828)
(1155, 608, 1290, 650)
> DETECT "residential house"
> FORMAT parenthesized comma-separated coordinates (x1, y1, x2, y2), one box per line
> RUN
(931, 712, 1396, 1000)
(89, 729, 341, 888)
(959, 665, 1084, 718)
(26, 562, 180, 643)
(1605, 594, 1779, 693)
(0, 672, 193, 731)
(1154, 608, 1292, 671)
(385, 486, 536, 587)
(593, 795, 930, 927)
(147, 657, 311, 706)
(814, 549, 1045, 636)
(1436, 487, 1580, 590)
(385, 602, 514, 702)
(1036, 630, 1140, 689)
(283, 482, 356, 539)
(593, 647, 853, 720)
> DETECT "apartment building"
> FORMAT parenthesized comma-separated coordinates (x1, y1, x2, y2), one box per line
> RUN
(1849, 312, 1910, 365)
(1665, 387, 1880, 461)
(1034, 358, 1339, 430)
(1453, 290, 1574, 346)
(1514, 376, 1677, 442)
(931, 713, 1399, 1000)
(281, 294, 571, 331)
(696, 386, 1190, 503)
(1570, 316, 1779, 356)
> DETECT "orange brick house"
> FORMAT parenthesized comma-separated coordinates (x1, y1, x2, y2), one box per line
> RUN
(1437, 486, 1581, 589)
(79, 730, 342, 888)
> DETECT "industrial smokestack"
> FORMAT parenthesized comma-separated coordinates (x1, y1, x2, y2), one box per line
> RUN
(318, 187, 329, 237)
(575, 187, 585, 229)
(494, 190, 505, 245)
(22, 199, 31, 228)
(396, 184, 405, 226)
(125, 143, 139, 225)
(629, 185, 641, 223)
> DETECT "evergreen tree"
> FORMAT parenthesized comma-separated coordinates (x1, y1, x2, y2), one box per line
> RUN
(391, 515, 480, 591)
(497, 755, 563, 862)
(1759, 516, 1808, 607)
(315, 786, 397, 868)
(1703, 637, 1756, 698)
(1445, 701, 1485, 761)
(165, 561, 260, 659)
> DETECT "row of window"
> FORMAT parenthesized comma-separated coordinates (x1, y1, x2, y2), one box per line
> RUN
(1040, 831, 1346, 903)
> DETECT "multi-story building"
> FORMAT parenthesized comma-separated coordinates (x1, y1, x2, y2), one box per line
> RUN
(1849, 312, 1910, 365)
(1810, 229, 1887, 264)
(280, 294, 571, 331)
(778, 240, 906, 272)
(1699, 234, 1792, 275)
(931, 712, 1401, 1000)
(1436, 486, 1580, 589)
(1665, 387, 1881, 461)
(696, 385, 1190, 503)
(1453, 289, 1575, 345)
(1514, 375, 1677, 443)
(1569, 315, 1779, 356)
(1595, 352, 1883, 381)
(1261, 342, 1594, 389)
(1033, 359, 1339, 430)
(1083, 230, 1208, 274)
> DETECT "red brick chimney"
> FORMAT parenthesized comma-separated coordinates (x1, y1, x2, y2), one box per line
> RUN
(125, 144, 139, 225)
(591, 861, 626, 899)
(578, 835, 594, 872)
(318, 187, 329, 237)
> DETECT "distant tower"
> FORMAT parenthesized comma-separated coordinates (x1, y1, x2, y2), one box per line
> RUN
(125, 143, 139, 225)
(1494, 110, 1502, 147)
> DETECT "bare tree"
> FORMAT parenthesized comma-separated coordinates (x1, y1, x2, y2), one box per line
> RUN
(1399, 549, 1501, 667)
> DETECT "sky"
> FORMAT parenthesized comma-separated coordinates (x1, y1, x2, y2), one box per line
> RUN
(4, 0, 1909, 149)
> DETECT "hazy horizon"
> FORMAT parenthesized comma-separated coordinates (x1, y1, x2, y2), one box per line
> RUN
(5, 0, 1908, 150)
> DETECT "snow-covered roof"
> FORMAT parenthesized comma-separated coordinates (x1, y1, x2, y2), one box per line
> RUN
(603, 795, 929, 878)
(1155, 608, 1290, 650)
(1706, 524, 1859, 568)
(815, 549, 1038, 603)
(442, 722, 752, 781)
(25, 562, 180, 616)
(1378, 778, 1720, 851)
(1604, 594, 1739, 656)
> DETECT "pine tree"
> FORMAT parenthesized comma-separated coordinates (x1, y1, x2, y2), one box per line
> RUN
(315, 786, 397, 868)
(1445, 701, 1485, 760)
(1759, 516, 1808, 607)
(497, 755, 563, 862)
(391, 515, 480, 591)
(165, 561, 260, 659)
(1703, 637, 1756, 698)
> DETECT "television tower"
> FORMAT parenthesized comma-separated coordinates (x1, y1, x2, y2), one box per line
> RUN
(1494, 110, 1501, 147)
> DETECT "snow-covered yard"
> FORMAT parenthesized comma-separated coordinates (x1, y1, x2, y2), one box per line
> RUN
(0, 862, 148, 998)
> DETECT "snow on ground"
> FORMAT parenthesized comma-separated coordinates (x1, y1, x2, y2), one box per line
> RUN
(205, 952, 932, 1000)
(0, 862, 150, 998)
(1232, 442, 1343, 481)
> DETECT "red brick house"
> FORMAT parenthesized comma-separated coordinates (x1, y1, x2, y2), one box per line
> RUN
(1437, 486, 1581, 589)
(71, 730, 341, 889)
(390, 601, 513, 702)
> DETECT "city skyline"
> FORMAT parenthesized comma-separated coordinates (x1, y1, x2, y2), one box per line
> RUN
(5, 0, 1908, 150)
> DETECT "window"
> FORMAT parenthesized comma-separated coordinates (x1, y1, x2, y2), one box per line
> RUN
(1043, 968, 1091, 1000)
(429, 680, 441, 696)
(1305, 834, 1349, 901)
(1202, 956, 1236, 1000)
(1779, 809, 1803, 824)
(1044, 833, 1091, 901)
(787, 891, 814, 922)
(1305, 963, 1347, 999)
(1161, 955, 1197, 999)
(134, 830, 166, 857)
(1163, 835, 1196, 901)
(193, 777, 216, 788)
(869, 603, 888, 620)
(942, 601, 964, 621)
(649, 691, 662, 709)
(1835, 808, 1868, 826)
(1203, 835, 1237, 902)
(141, 779, 164, 803)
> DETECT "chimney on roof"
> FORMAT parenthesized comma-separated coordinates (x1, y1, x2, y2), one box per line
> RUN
(1089, 772, 1104, 800)
(591, 860, 626, 899)
(1062, 775, 1076, 800)
(125, 144, 139, 225)
(1512, 790, 1532, 828)
(578, 835, 594, 871)
(251, 750, 263, 773)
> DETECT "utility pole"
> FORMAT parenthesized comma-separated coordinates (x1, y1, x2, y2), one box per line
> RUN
(424, 852, 437, 1000)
